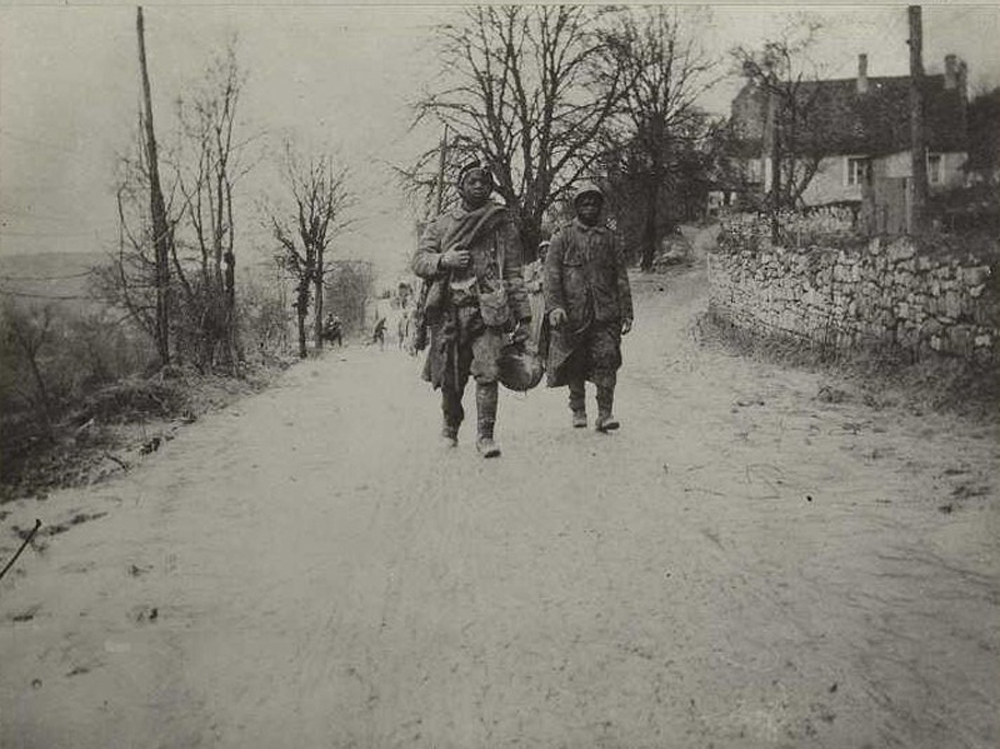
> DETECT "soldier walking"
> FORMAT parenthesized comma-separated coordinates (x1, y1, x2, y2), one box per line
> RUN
(412, 160, 531, 457)
(544, 183, 633, 432)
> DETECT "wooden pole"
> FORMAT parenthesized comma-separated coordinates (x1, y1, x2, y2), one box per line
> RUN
(137, 7, 171, 364)
(908, 5, 928, 235)
(435, 125, 449, 215)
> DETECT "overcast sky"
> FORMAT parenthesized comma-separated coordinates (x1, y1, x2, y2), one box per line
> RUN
(2, 3, 998, 281)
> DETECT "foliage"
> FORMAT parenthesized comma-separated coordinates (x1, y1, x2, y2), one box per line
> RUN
(965, 86, 1000, 185)
(596, 7, 719, 269)
(1, 299, 155, 464)
(236, 263, 293, 362)
(324, 260, 376, 336)
(928, 183, 1000, 235)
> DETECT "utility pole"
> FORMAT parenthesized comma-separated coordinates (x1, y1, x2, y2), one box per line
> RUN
(766, 73, 782, 243)
(908, 5, 928, 235)
(136, 6, 171, 365)
(434, 125, 449, 215)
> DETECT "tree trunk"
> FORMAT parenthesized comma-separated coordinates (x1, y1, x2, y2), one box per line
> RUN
(20, 340, 55, 443)
(313, 255, 324, 350)
(520, 218, 543, 266)
(296, 281, 310, 358)
(770, 124, 782, 244)
(136, 6, 171, 366)
(224, 249, 238, 372)
(908, 5, 928, 235)
(297, 310, 308, 358)
(639, 168, 659, 271)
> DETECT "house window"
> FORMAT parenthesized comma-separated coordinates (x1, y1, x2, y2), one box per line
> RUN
(927, 153, 943, 184)
(846, 156, 870, 187)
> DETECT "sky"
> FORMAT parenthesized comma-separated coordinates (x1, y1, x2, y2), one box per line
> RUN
(2, 3, 999, 282)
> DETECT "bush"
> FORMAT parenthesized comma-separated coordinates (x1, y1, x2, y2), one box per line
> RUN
(1, 300, 155, 474)
(928, 183, 1000, 235)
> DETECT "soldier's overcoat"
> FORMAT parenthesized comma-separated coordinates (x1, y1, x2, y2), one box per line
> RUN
(412, 201, 530, 390)
(544, 218, 633, 388)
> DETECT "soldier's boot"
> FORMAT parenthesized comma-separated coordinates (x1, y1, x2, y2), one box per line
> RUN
(441, 389, 464, 448)
(475, 382, 501, 458)
(595, 385, 620, 432)
(568, 377, 587, 428)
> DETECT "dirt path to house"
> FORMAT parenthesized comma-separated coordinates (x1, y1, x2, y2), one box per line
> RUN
(2, 236, 998, 748)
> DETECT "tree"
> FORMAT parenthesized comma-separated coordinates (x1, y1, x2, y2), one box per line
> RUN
(268, 144, 353, 358)
(731, 17, 826, 216)
(405, 5, 629, 258)
(599, 7, 718, 269)
(0, 301, 57, 441)
(172, 44, 251, 372)
(105, 41, 254, 373)
(324, 260, 376, 337)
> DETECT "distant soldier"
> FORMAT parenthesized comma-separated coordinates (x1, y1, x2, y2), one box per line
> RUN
(323, 313, 343, 347)
(411, 159, 531, 457)
(544, 183, 633, 432)
(372, 317, 387, 350)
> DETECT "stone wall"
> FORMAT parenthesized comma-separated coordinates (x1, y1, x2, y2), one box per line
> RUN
(707, 228, 1000, 363)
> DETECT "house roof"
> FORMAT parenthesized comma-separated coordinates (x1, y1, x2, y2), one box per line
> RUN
(733, 73, 968, 157)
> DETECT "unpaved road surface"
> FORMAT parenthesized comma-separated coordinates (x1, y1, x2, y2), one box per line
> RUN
(2, 258, 998, 748)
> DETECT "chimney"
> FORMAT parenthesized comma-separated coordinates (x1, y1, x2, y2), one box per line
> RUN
(944, 53, 958, 89)
(857, 53, 869, 94)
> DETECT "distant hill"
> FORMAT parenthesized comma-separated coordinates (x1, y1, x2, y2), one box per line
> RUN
(0, 251, 111, 314)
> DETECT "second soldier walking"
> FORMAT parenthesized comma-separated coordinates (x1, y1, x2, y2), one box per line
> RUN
(544, 183, 633, 432)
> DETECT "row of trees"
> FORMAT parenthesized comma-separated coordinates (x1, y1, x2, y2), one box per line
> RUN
(108, 8, 360, 372)
(405, 7, 1000, 258)
(403, 6, 727, 270)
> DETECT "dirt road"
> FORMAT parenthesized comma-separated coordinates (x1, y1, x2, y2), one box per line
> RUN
(2, 258, 998, 748)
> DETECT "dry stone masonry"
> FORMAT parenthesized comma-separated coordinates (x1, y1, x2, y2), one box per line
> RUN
(708, 213, 999, 364)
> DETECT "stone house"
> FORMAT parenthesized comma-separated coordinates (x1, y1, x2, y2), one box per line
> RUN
(730, 53, 970, 230)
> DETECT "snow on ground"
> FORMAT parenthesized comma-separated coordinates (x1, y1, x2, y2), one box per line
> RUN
(1, 242, 998, 748)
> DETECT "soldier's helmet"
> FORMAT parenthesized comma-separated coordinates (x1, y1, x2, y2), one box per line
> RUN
(573, 182, 604, 205)
(457, 158, 493, 189)
(498, 341, 544, 392)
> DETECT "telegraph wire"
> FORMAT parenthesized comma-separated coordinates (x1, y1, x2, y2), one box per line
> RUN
(0, 288, 96, 301)
(0, 269, 99, 282)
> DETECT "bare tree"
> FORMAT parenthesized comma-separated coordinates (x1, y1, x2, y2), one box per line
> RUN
(600, 7, 719, 269)
(268, 144, 354, 358)
(731, 17, 826, 216)
(405, 5, 628, 258)
(172, 44, 251, 372)
(104, 41, 255, 374)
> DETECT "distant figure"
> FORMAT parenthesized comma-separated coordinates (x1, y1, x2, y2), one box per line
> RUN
(397, 310, 411, 350)
(372, 317, 387, 350)
(323, 313, 343, 347)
